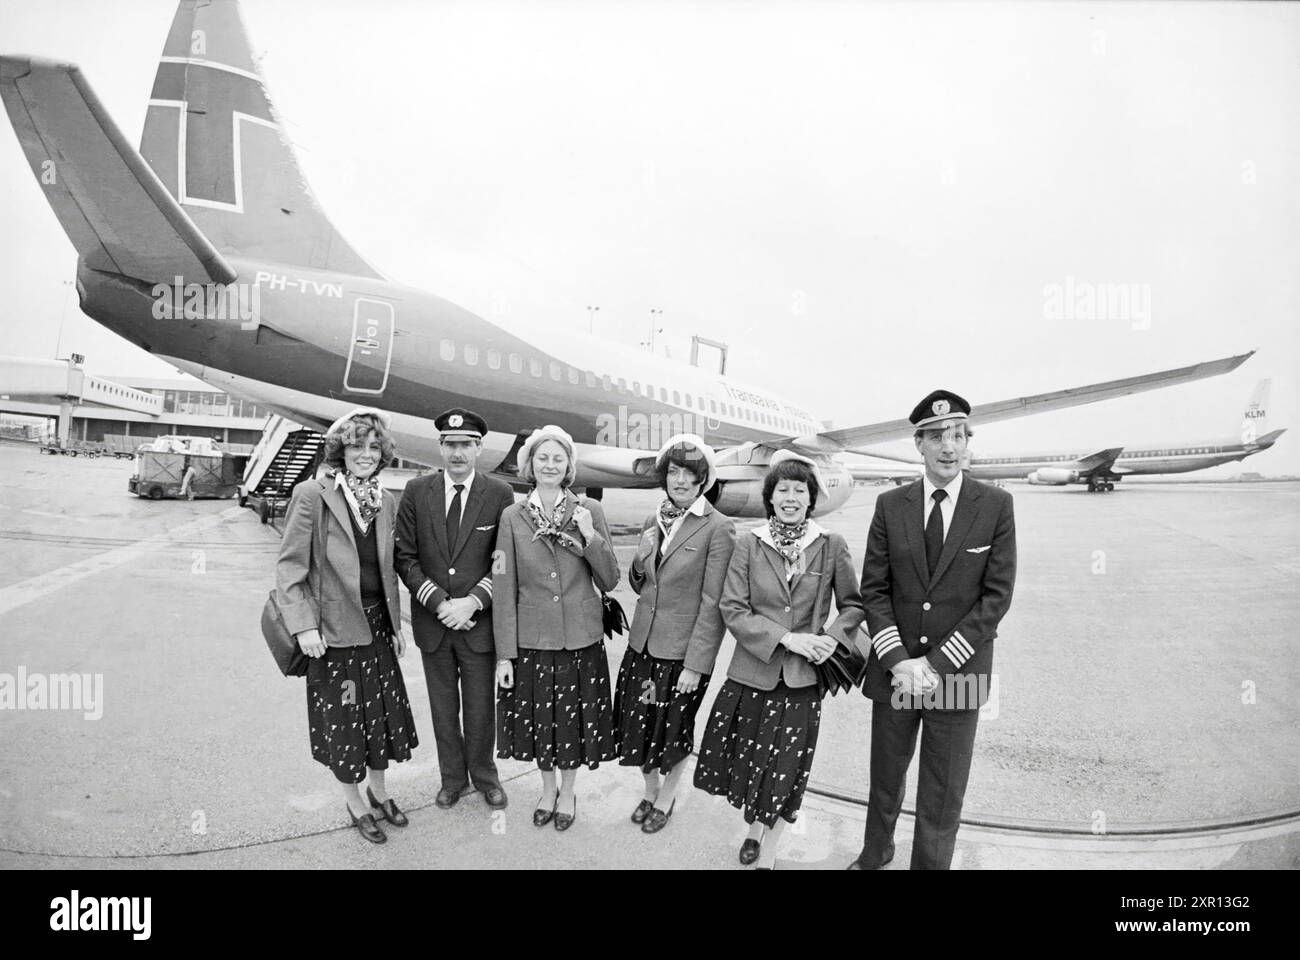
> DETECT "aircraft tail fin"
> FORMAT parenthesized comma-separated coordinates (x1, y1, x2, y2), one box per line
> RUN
(0, 55, 236, 286)
(139, 0, 382, 278)
(1240, 379, 1270, 444)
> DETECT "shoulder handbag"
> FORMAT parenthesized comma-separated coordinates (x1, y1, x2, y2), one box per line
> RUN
(261, 484, 327, 677)
(578, 496, 628, 638)
(810, 536, 867, 698)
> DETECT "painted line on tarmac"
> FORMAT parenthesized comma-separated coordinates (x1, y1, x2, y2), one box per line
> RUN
(0, 506, 246, 617)
(804, 790, 1300, 853)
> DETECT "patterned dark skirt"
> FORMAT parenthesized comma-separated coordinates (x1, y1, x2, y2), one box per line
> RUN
(613, 645, 710, 775)
(306, 602, 419, 784)
(497, 642, 617, 771)
(693, 678, 823, 827)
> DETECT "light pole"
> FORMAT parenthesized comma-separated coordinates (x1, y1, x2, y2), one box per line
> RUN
(645, 308, 663, 353)
(586, 305, 600, 333)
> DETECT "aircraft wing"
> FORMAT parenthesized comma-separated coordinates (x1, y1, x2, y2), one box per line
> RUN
(0, 56, 236, 285)
(774, 352, 1254, 455)
(1075, 446, 1124, 474)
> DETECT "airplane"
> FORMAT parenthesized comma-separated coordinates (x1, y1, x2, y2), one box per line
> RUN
(0, 0, 1255, 518)
(849, 379, 1284, 492)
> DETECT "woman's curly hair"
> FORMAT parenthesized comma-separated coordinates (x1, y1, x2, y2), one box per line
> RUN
(322, 413, 396, 474)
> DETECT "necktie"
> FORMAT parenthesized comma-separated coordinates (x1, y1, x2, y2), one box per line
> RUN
(447, 483, 464, 549)
(925, 489, 947, 578)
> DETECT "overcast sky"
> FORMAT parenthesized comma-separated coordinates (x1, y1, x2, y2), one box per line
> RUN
(2, 0, 1297, 471)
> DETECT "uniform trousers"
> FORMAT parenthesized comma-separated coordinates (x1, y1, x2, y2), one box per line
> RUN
(861, 699, 980, 870)
(421, 635, 500, 794)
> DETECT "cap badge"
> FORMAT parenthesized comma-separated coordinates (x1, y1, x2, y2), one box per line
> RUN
(932, 399, 950, 416)
(449, 414, 463, 428)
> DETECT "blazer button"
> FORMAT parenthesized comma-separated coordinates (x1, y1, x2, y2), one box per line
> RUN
(784, 605, 791, 612)
(550, 572, 557, 578)
(448, 567, 456, 575)
(922, 602, 931, 611)
(919, 635, 929, 644)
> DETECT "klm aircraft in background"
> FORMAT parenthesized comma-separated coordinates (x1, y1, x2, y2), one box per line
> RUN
(853, 380, 1284, 492)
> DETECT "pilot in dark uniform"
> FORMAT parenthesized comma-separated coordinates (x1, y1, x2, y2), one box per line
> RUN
(395, 408, 515, 811)
(849, 390, 1016, 870)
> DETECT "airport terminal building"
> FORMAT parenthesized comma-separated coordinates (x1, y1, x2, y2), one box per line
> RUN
(0, 358, 271, 447)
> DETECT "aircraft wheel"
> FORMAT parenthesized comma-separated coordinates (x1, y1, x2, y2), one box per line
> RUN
(259, 500, 271, 524)
(1105, 482, 1114, 492)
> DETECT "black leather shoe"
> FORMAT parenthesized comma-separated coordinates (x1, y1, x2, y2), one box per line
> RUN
(847, 843, 895, 870)
(348, 806, 387, 844)
(630, 799, 656, 824)
(483, 785, 508, 809)
(553, 796, 577, 832)
(435, 787, 462, 809)
(366, 787, 408, 827)
(533, 794, 558, 827)
(641, 799, 675, 834)
(739, 838, 761, 865)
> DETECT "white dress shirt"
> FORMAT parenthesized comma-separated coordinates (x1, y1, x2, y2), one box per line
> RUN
(444, 470, 475, 514)
(922, 469, 964, 540)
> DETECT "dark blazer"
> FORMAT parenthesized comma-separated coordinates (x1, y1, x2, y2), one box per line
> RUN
(718, 523, 865, 692)
(627, 501, 736, 675)
(860, 476, 1016, 709)
(394, 470, 515, 655)
(275, 475, 402, 648)
(492, 489, 620, 660)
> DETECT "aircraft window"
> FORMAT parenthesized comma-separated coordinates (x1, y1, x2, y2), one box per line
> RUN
(617, 377, 627, 392)
(440, 339, 455, 362)
(659, 387, 667, 402)
(710, 399, 717, 414)
(549, 361, 561, 381)
(672, 390, 680, 405)
(568, 367, 579, 385)
(464, 344, 479, 366)
(586, 371, 597, 388)
(487, 350, 501, 370)
(602, 375, 612, 391)
(632, 380, 641, 394)
(529, 358, 542, 377)
(509, 353, 522, 374)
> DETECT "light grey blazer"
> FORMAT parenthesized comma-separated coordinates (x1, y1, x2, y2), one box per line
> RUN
(274, 476, 402, 648)
(492, 489, 620, 660)
(718, 524, 865, 691)
(627, 502, 736, 675)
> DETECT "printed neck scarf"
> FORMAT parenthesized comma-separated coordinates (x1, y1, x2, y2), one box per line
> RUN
(528, 492, 584, 555)
(342, 470, 383, 531)
(657, 497, 688, 534)
(767, 516, 809, 566)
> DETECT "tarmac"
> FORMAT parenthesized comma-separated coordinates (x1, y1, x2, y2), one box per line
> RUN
(0, 440, 1297, 869)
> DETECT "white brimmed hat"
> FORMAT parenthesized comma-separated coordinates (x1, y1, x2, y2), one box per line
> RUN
(768, 448, 827, 494)
(518, 424, 577, 486)
(325, 406, 393, 438)
(654, 433, 717, 494)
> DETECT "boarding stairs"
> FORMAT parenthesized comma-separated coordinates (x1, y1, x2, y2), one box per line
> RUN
(240, 415, 324, 524)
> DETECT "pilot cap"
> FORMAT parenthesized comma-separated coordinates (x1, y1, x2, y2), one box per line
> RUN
(909, 390, 970, 430)
(436, 407, 487, 441)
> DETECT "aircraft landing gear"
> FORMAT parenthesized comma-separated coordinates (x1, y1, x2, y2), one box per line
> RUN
(1087, 478, 1116, 493)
